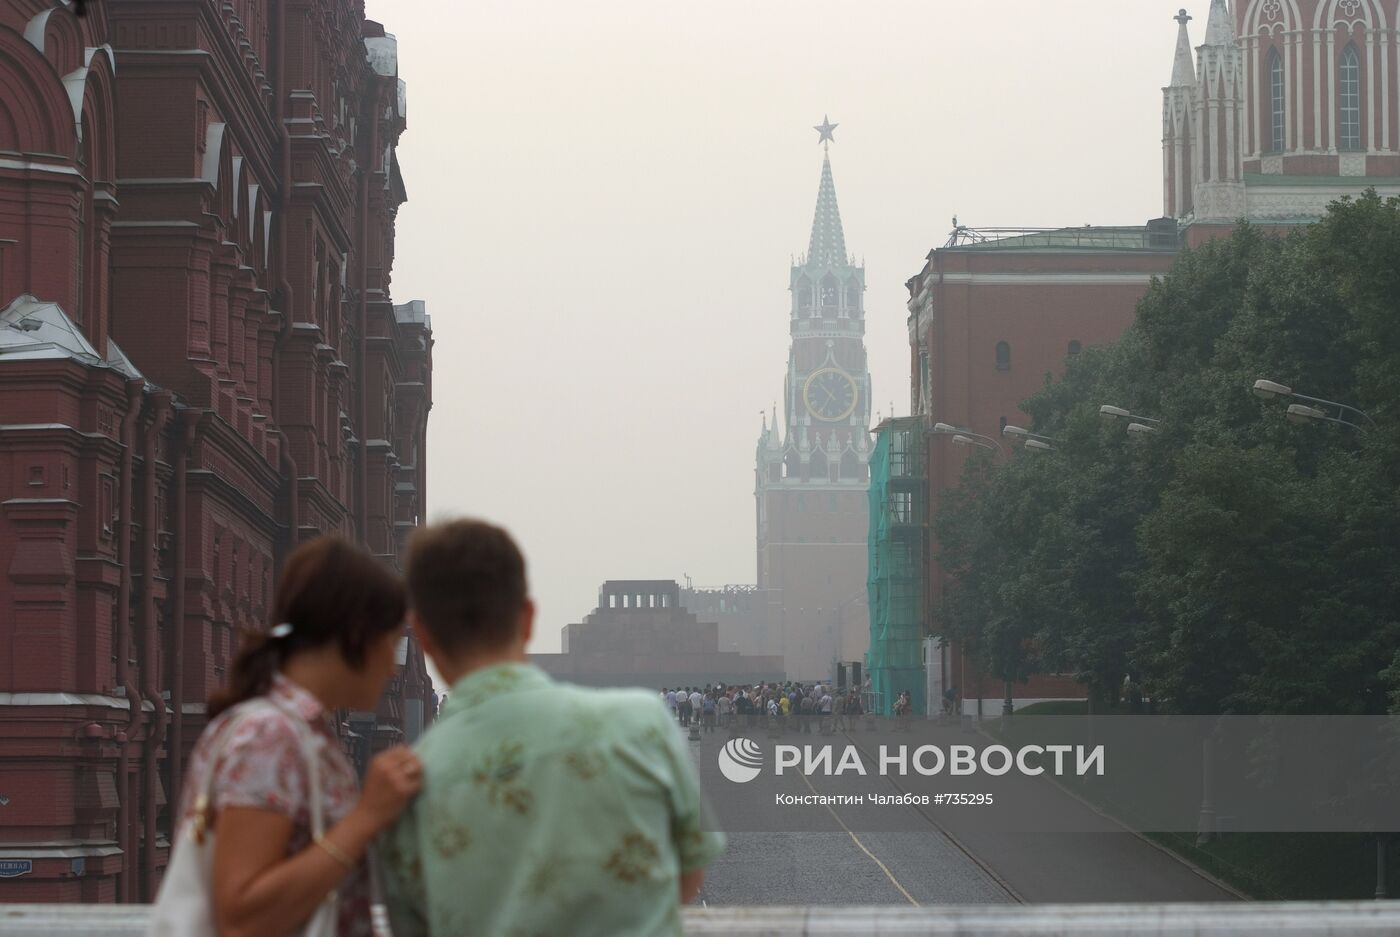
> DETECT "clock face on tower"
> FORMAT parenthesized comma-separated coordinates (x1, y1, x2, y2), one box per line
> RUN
(803, 368, 859, 422)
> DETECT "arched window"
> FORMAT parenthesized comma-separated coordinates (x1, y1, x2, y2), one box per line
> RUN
(1269, 49, 1285, 152)
(783, 450, 801, 479)
(995, 341, 1011, 371)
(845, 282, 860, 312)
(820, 275, 839, 310)
(809, 451, 828, 481)
(797, 280, 812, 311)
(1339, 45, 1361, 151)
(840, 450, 860, 480)
(1067, 339, 1082, 357)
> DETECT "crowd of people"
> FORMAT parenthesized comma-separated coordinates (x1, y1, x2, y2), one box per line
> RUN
(152, 520, 723, 937)
(659, 681, 870, 736)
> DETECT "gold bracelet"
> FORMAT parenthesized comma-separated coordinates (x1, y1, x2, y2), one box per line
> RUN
(314, 834, 356, 872)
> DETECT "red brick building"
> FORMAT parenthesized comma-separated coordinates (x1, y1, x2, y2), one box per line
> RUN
(0, 0, 432, 903)
(900, 225, 1179, 715)
(889, 0, 1400, 715)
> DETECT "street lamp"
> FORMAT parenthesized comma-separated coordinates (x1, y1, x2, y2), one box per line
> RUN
(1003, 425, 1059, 450)
(952, 433, 998, 452)
(1253, 378, 1373, 432)
(1101, 404, 1161, 436)
(1286, 403, 1328, 425)
(1100, 404, 1161, 425)
(932, 421, 1005, 454)
(1251, 379, 1291, 400)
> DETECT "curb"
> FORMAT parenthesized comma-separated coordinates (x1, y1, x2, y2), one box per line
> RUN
(974, 722, 1251, 901)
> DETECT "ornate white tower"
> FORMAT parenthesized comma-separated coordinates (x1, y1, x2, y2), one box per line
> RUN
(1191, 0, 1247, 220)
(754, 118, 872, 681)
(1163, 9, 1197, 219)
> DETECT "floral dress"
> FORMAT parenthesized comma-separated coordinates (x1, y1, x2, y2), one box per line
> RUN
(180, 674, 371, 937)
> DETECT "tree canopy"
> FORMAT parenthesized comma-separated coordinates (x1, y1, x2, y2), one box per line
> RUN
(934, 192, 1400, 715)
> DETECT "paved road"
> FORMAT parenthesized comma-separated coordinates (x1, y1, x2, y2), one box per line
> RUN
(677, 721, 1239, 907)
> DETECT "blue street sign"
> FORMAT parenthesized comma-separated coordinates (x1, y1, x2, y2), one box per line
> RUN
(0, 859, 33, 878)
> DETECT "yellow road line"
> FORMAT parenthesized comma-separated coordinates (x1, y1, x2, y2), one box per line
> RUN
(797, 770, 921, 907)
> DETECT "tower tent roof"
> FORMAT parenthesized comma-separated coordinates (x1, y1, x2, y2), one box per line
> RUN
(806, 154, 848, 268)
(1202, 0, 1235, 46)
(1170, 9, 1196, 86)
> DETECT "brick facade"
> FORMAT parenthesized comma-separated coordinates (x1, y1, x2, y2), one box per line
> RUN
(904, 228, 1179, 713)
(1166, 0, 1400, 236)
(0, 0, 432, 903)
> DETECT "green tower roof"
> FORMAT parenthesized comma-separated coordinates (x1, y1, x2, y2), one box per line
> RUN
(806, 153, 849, 268)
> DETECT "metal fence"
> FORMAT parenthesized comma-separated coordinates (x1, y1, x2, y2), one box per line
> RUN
(5, 903, 1400, 936)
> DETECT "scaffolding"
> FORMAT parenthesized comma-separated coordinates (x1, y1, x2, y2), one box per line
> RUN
(866, 418, 929, 716)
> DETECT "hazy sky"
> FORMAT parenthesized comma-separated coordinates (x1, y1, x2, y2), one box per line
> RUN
(364, 0, 1195, 653)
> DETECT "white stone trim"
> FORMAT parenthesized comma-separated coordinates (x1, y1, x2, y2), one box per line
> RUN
(1315, 28, 1325, 148)
(0, 843, 122, 860)
(0, 158, 82, 178)
(1340, 151, 1369, 173)
(935, 273, 1160, 286)
(0, 693, 155, 711)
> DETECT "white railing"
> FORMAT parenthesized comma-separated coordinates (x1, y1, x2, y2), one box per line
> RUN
(4, 903, 1400, 936)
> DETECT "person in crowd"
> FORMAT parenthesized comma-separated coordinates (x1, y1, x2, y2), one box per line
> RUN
(716, 689, 733, 729)
(819, 687, 834, 735)
(834, 686, 856, 728)
(942, 685, 960, 722)
(799, 690, 815, 734)
(174, 536, 423, 937)
(895, 689, 914, 730)
(380, 519, 725, 937)
(737, 688, 755, 728)
(702, 690, 717, 732)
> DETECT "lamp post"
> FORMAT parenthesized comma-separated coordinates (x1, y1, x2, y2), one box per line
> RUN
(1253, 379, 1373, 432)
(931, 421, 1006, 454)
(1003, 425, 1059, 451)
(1100, 404, 1161, 434)
(952, 433, 997, 452)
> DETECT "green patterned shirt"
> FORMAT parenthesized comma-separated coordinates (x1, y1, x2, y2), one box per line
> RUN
(377, 663, 725, 937)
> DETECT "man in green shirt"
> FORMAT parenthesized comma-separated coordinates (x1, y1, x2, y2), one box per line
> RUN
(379, 519, 725, 937)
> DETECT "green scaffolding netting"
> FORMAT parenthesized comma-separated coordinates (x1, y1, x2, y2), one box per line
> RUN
(866, 419, 928, 716)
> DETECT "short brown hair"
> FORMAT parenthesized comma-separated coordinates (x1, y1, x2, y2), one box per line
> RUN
(406, 519, 528, 654)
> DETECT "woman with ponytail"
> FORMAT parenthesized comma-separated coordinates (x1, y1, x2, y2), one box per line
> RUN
(172, 535, 422, 937)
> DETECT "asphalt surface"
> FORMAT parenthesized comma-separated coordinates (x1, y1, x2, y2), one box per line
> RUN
(676, 720, 1239, 907)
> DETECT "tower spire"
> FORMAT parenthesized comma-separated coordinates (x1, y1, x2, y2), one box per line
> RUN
(1203, 0, 1235, 46)
(806, 141, 848, 268)
(1169, 9, 1195, 87)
